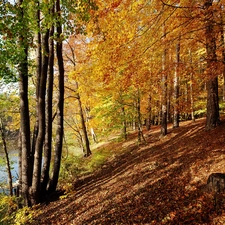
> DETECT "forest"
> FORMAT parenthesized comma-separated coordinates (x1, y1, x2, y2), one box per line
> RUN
(0, 0, 225, 224)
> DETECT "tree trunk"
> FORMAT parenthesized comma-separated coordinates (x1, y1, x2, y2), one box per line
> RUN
(18, 130, 22, 196)
(31, 1, 41, 186)
(17, 0, 31, 206)
(137, 89, 146, 144)
(161, 24, 167, 136)
(173, 37, 180, 128)
(0, 118, 13, 196)
(219, 12, 225, 102)
(146, 94, 152, 131)
(90, 128, 98, 143)
(18, 42, 31, 207)
(121, 106, 127, 140)
(41, 22, 54, 196)
(30, 30, 49, 205)
(48, 0, 64, 192)
(189, 49, 195, 122)
(85, 108, 98, 143)
(204, 0, 220, 129)
(77, 92, 92, 157)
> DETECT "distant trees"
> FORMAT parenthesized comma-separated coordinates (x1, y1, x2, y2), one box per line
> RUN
(74, 0, 225, 138)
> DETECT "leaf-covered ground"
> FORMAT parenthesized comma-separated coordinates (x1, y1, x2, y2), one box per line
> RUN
(31, 118, 225, 224)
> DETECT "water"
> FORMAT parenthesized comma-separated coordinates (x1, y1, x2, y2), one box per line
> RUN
(0, 150, 19, 193)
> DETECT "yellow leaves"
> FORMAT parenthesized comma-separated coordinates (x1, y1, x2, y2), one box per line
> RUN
(64, 0, 225, 135)
(195, 47, 206, 57)
(14, 206, 35, 225)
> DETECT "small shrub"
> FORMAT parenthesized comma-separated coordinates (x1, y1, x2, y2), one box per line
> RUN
(86, 151, 108, 172)
(59, 155, 88, 191)
(14, 206, 34, 225)
(0, 195, 18, 224)
(60, 155, 85, 179)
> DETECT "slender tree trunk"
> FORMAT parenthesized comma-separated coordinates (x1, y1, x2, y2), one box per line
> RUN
(64, 33, 91, 155)
(167, 87, 172, 123)
(31, 2, 41, 185)
(41, 22, 54, 196)
(137, 89, 146, 144)
(30, 30, 49, 205)
(204, 0, 220, 129)
(18, 42, 31, 207)
(17, 0, 31, 206)
(219, 12, 225, 102)
(77, 92, 92, 157)
(189, 49, 195, 122)
(146, 94, 151, 131)
(0, 119, 13, 196)
(121, 106, 127, 140)
(90, 128, 98, 143)
(85, 108, 98, 143)
(161, 24, 167, 136)
(18, 130, 22, 196)
(173, 37, 180, 128)
(48, 0, 64, 192)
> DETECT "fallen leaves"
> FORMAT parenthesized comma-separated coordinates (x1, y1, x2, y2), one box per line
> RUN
(31, 118, 225, 225)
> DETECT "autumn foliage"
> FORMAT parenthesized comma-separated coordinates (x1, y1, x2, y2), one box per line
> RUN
(63, 0, 225, 139)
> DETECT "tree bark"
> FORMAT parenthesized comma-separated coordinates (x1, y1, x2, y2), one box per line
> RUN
(18, 39, 31, 206)
(173, 37, 180, 128)
(137, 89, 146, 144)
(77, 92, 92, 157)
(18, 130, 22, 197)
(31, 1, 41, 185)
(219, 12, 225, 102)
(41, 22, 54, 196)
(48, 0, 64, 192)
(189, 49, 195, 122)
(121, 106, 127, 140)
(204, 0, 220, 129)
(17, 0, 31, 206)
(30, 30, 49, 205)
(161, 24, 167, 136)
(146, 94, 152, 131)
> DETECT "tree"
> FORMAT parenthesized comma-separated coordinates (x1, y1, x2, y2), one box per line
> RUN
(48, 0, 65, 193)
(41, 11, 54, 196)
(173, 36, 180, 128)
(204, 0, 220, 129)
(0, 118, 13, 196)
(0, 0, 97, 206)
(64, 36, 92, 157)
(16, 0, 32, 206)
(161, 23, 168, 136)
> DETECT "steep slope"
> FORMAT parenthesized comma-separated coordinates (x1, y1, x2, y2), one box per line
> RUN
(31, 118, 225, 224)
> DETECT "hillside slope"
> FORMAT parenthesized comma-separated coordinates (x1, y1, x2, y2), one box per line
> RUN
(32, 118, 225, 224)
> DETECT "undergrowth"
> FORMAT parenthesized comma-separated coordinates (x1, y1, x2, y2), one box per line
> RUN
(59, 146, 112, 192)
(0, 195, 30, 225)
(0, 140, 117, 223)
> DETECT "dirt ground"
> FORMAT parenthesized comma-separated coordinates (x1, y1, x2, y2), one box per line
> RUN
(31, 117, 225, 224)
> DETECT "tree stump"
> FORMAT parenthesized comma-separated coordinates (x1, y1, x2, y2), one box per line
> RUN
(207, 173, 225, 193)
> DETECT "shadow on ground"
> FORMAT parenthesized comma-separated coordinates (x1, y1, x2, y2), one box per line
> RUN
(32, 118, 225, 225)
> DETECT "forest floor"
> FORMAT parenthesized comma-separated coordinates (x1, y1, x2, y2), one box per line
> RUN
(31, 117, 225, 224)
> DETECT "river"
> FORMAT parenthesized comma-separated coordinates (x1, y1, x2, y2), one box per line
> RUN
(0, 150, 19, 193)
